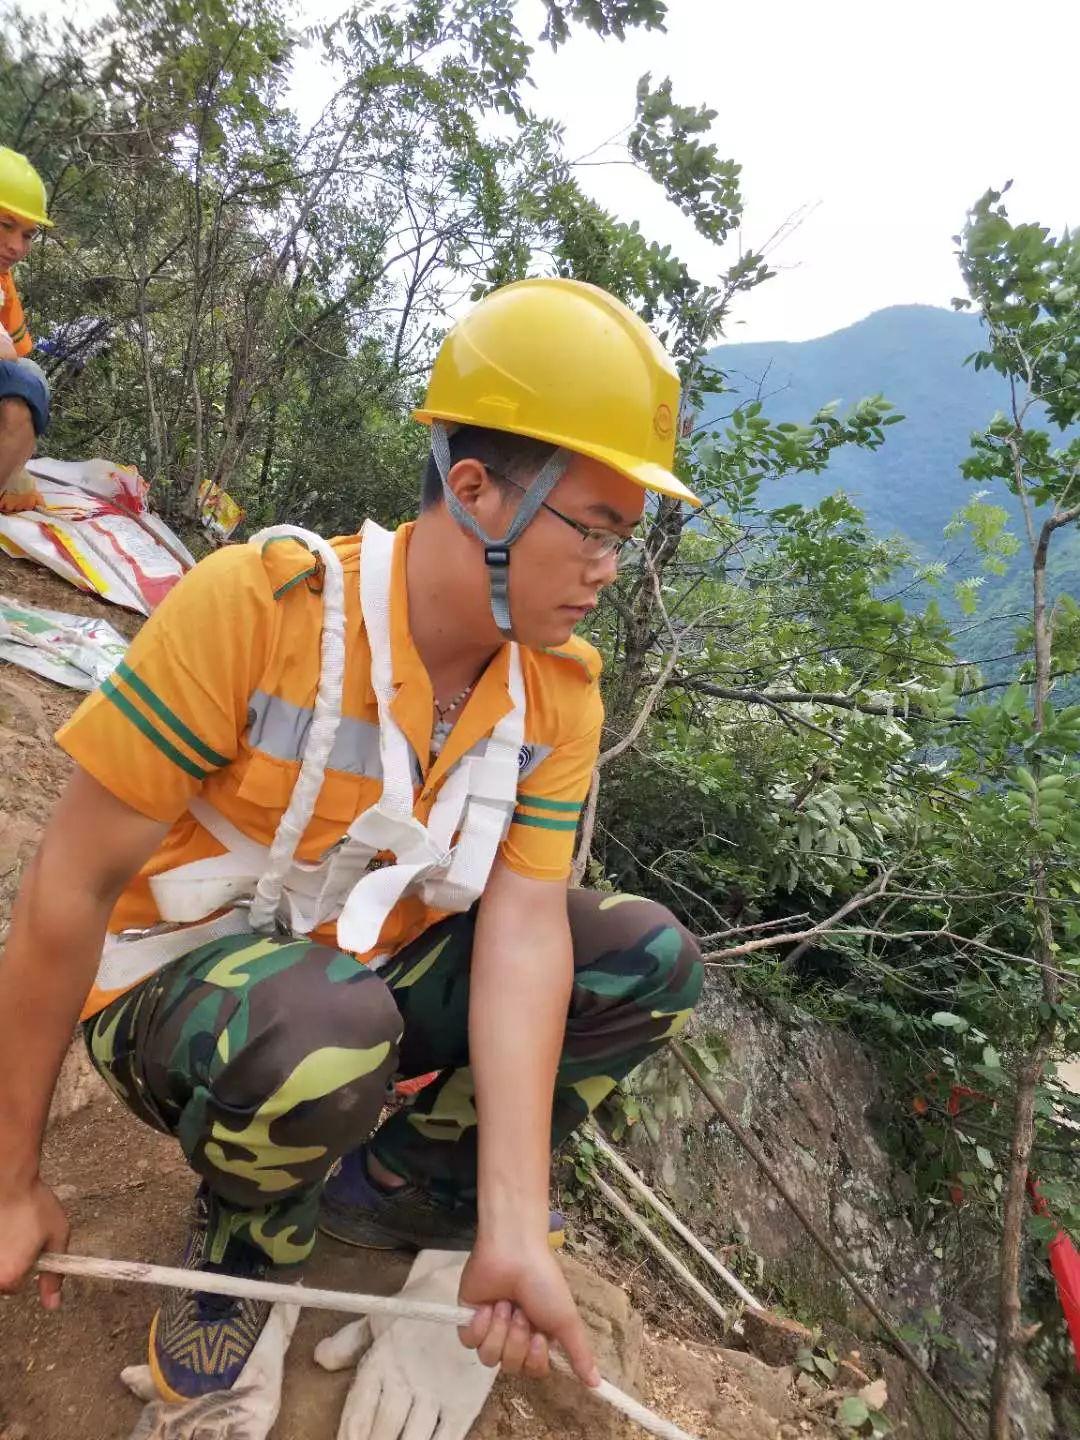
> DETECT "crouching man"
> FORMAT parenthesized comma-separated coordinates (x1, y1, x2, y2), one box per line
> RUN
(0, 277, 703, 1401)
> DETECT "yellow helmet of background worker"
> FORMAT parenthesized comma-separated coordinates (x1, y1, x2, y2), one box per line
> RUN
(414, 277, 700, 507)
(0, 148, 53, 228)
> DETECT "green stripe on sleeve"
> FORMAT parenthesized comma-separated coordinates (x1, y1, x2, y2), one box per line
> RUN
(114, 662, 228, 768)
(260, 536, 318, 598)
(512, 811, 580, 832)
(272, 567, 317, 598)
(516, 794, 583, 814)
(101, 678, 211, 781)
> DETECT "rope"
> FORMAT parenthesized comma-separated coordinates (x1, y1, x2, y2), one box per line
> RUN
(587, 1124, 762, 1310)
(37, 1251, 702, 1440)
(244, 525, 347, 934)
(591, 1172, 729, 1329)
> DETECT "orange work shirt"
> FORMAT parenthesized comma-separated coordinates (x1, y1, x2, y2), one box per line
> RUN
(0, 271, 32, 356)
(58, 523, 603, 1020)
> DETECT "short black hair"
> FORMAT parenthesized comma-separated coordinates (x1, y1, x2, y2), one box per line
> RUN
(420, 424, 559, 510)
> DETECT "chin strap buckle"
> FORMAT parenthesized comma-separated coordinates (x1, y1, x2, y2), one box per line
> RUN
(483, 545, 513, 639)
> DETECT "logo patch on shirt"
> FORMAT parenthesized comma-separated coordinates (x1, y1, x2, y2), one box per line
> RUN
(516, 743, 552, 780)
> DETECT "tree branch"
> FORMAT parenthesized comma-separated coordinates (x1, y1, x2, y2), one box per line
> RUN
(675, 678, 929, 720)
(572, 554, 685, 885)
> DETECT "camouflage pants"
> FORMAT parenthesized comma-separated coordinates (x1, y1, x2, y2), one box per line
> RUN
(84, 890, 702, 1265)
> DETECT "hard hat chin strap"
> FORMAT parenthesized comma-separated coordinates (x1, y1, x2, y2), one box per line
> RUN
(430, 422, 570, 639)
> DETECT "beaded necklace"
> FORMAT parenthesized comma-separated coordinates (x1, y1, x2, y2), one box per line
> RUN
(430, 681, 475, 756)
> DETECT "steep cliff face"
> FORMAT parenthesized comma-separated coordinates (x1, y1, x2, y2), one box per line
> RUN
(637, 975, 941, 1311)
(616, 972, 1058, 1439)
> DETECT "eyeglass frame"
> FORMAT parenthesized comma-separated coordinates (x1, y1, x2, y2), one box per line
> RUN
(495, 471, 640, 565)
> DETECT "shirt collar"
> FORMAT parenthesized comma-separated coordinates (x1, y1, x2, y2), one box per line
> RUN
(384, 520, 514, 784)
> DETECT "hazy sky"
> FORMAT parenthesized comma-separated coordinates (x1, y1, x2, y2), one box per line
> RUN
(517, 0, 1080, 342)
(34, 0, 1080, 344)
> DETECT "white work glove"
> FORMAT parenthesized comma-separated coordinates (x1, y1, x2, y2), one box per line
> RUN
(314, 1250, 496, 1440)
(121, 1300, 299, 1439)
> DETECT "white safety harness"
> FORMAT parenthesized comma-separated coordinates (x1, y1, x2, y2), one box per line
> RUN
(95, 520, 525, 995)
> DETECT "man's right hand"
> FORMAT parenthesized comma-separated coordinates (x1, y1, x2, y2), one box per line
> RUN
(0, 325, 18, 361)
(0, 772, 166, 1313)
(0, 1176, 70, 1309)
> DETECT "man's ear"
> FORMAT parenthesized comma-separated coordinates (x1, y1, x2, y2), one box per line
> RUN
(446, 458, 507, 529)
(445, 458, 486, 510)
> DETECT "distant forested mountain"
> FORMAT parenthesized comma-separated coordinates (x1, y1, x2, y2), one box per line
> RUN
(705, 304, 1079, 650)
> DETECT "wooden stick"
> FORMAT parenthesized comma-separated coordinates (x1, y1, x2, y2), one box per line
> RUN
(36, 1251, 701, 1440)
(588, 1124, 762, 1309)
(591, 1173, 729, 1329)
(672, 1041, 982, 1440)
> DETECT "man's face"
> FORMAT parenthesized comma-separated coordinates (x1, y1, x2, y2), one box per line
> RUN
(0, 210, 39, 270)
(500, 453, 645, 648)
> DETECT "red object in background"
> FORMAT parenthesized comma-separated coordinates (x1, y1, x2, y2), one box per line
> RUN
(1049, 1232, 1080, 1372)
(1028, 1175, 1080, 1372)
(394, 1070, 440, 1098)
(946, 1083, 987, 1117)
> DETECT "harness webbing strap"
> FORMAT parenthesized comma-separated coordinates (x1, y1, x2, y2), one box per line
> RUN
(92, 522, 527, 996)
(246, 526, 348, 934)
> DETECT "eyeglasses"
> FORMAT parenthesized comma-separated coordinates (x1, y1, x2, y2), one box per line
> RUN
(498, 474, 640, 565)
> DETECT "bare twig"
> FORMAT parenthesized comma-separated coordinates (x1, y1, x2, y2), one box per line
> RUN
(570, 769, 601, 888)
(675, 679, 930, 721)
(572, 554, 685, 885)
(781, 867, 895, 970)
(601, 557, 683, 767)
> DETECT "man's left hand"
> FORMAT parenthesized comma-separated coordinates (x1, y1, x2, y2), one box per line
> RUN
(457, 1236, 600, 1387)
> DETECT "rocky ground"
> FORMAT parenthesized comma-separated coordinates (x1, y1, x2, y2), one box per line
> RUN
(0, 1089, 842, 1440)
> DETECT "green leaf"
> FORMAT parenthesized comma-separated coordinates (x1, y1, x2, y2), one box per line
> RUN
(1028, 1214, 1059, 1241)
(1016, 766, 1038, 794)
(814, 1354, 837, 1380)
(838, 1396, 871, 1427)
(795, 1346, 817, 1375)
(976, 1145, 995, 1170)
(931, 1011, 967, 1030)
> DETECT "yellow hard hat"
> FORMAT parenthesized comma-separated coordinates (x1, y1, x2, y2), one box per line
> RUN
(414, 277, 700, 506)
(0, 148, 52, 228)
